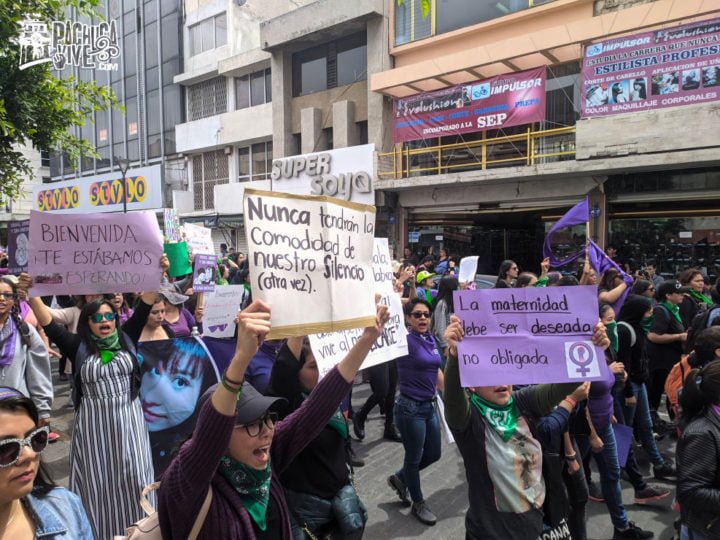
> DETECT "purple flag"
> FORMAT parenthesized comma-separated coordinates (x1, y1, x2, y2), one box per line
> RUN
(543, 198, 588, 268)
(587, 239, 633, 312)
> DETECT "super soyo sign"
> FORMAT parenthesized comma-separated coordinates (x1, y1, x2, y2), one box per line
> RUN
(453, 286, 608, 387)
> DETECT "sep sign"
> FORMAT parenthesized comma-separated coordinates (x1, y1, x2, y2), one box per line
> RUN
(454, 286, 608, 387)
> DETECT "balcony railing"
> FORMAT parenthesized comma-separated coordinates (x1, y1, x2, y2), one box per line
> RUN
(377, 126, 576, 180)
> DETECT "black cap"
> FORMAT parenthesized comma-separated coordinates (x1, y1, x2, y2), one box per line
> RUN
(656, 280, 683, 301)
(201, 382, 286, 424)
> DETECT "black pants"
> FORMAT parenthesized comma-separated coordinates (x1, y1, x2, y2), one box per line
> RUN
(647, 368, 671, 413)
(357, 360, 397, 426)
(563, 438, 588, 540)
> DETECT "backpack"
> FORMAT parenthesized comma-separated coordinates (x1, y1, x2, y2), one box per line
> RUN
(617, 321, 636, 347)
(664, 354, 692, 409)
(114, 483, 212, 540)
(686, 305, 720, 352)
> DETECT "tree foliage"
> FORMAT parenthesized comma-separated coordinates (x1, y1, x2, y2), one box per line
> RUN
(0, 0, 118, 203)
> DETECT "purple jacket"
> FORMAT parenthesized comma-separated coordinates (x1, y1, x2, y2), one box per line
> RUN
(158, 366, 352, 539)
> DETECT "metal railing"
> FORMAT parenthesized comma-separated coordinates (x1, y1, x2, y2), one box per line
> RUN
(377, 126, 576, 180)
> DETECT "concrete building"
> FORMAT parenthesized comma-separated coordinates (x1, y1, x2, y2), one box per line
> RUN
(371, 0, 720, 279)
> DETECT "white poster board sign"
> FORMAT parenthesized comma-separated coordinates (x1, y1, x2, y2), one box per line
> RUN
(203, 285, 245, 338)
(458, 256, 479, 283)
(181, 222, 214, 255)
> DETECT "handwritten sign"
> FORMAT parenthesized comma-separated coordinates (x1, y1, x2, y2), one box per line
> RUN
(244, 188, 376, 339)
(181, 222, 214, 255)
(193, 254, 217, 293)
(309, 238, 408, 377)
(454, 285, 608, 387)
(7, 220, 30, 275)
(203, 285, 245, 338)
(458, 256, 479, 284)
(163, 208, 180, 243)
(28, 210, 163, 296)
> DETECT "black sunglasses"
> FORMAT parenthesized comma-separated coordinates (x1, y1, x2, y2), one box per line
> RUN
(410, 312, 431, 319)
(0, 426, 49, 468)
(89, 312, 115, 323)
(237, 412, 278, 437)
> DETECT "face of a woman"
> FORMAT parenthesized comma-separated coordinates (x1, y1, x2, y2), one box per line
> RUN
(507, 263, 519, 279)
(406, 303, 431, 334)
(163, 302, 179, 318)
(643, 285, 655, 298)
(109, 293, 123, 310)
(298, 350, 319, 392)
(587, 269, 598, 285)
(89, 304, 116, 338)
(689, 274, 705, 293)
(440, 249, 447, 258)
(147, 302, 166, 329)
(471, 385, 513, 406)
(0, 410, 39, 504)
(228, 415, 275, 470)
(0, 283, 16, 319)
(141, 357, 203, 431)
(601, 308, 616, 325)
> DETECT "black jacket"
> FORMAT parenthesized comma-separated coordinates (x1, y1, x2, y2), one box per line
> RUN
(677, 409, 720, 538)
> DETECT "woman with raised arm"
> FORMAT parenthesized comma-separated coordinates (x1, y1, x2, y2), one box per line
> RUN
(158, 300, 389, 539)
(18, 273, 154, 540)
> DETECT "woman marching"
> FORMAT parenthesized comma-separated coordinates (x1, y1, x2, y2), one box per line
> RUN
(18, 273, 155, 540)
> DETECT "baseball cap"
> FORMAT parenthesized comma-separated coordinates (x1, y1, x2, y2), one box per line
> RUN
(656, 280, 683, 300)
(416, 270, 435, 284)
(201, 382, 286, 425)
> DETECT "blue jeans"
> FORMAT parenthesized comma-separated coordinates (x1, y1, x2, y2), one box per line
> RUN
(393, 394, 442, 503)
(577, 423, 628, 530)
(681, 524, 709, 540)
(622, 381, 665, 467)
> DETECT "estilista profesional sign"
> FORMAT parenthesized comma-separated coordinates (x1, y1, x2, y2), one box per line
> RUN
(582, 16, 720, 118)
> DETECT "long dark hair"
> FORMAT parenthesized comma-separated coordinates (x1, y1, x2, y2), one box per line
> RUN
(76, 299, 124, 356)
(0, 277, 31, 348)
(679, 361, 720, 429)
(433, 276, 458, 313)
(599, 268, 620, 291)
(0, 387, 56, 490)
(497, 260, 515, 281)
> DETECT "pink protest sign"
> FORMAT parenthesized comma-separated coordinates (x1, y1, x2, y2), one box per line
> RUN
(27, 210, 164, 296)
(453, 286, 609, 387)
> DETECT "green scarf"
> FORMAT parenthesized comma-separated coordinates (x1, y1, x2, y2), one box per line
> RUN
(470, 393, 518, 442)
(640, 315, 653, 334)
(689, 289, 713, 306)
(660, 301, 683, 325)
(533, 276, 549, 288)
(91, 331, 121, 365)
(302, 392, 348, 439)
(219, 455, 272, 531)
(606, 321, 619, 353)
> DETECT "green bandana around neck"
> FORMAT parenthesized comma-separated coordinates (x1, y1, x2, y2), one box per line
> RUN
(660, 301, 683, 325)
(606, 321, 619, 353)
(91, 331, 121, 365)
(470, 392, 518, 442)
(533, 276, 549, 288)
(640, 316, 653, 334)
(302, 392, 348, 439)
(689, 289, 713, 306)
(219, 455, 272, 531)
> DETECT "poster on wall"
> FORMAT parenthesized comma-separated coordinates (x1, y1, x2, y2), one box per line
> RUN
(582, 16, 720, 118)
(392, 67, 547, 143)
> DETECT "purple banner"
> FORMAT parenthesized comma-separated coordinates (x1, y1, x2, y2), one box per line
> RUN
(27, 210, 164, 296)
(192, 253, 217, 293)
(7, 220, 30, 275)
(582, 17, 720, 118)
(393, 67, 546, 143)
(542, 198, 588, 268)
(453, 286, 608, 387)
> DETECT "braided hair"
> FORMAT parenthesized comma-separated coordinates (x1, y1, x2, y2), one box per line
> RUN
(0, 277, 31, 348)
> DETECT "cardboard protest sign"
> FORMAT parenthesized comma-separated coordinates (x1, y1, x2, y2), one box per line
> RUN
(28, 210, 163, 296)
(181, 222, 214, 255)
(163, 208, 181, 243)
(193, 254, 216, 293)
(164, 242, 192, 278)
(7, 220, 30, 275)
(458, 256, 479, 284)
(454, 285, 608, 387)
(137, 337, 220, 476)
(203, 285, 245, 338)
(244, 188, 376, 339)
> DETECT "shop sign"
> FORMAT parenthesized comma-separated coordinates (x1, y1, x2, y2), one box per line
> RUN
(582, 16, 720, 118)
(408, 231, 420, 243)
(392, 67, 546, 143)
(33, 165, 163, 214)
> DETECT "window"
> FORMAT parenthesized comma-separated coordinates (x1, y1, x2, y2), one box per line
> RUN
(235, 68, 271, 110)
(292, 32, 367, 97)
(40, 150, 51, 168)
(187, 77, 227, 120)
(238, 141, 273, 182)
(189, 13, 227, 56)
(192, 150, 229, 210)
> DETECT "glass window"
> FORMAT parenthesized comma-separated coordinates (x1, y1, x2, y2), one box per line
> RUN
(164, 129, 176, 154)
(292, 33, 365, 96)
(163, 85, 182, 132)
(265, 69, 272, 102)
(125, 74, 137, 98)
(144, 1, 157, 23)
(146, 66, 159, 91)
(145, 21, 158, 68)
(235, 75, 249, 110)
(96, 110, 110, 143)
(250, 71, 265, 106)
(293, 45, 327, 97)
(161, 0, 177, 16)
(337, 38, 367, 86)
(126, 98, 138, 137)
(252, 143, 267, 178)
(215, 13, 226, 47)
(238, 146, 250, 180)
(112, 108, 125, 143)
(124, 33, 136, 75)
(147, 90, 161, 136)
(161, 13, 179, 62)
(162, 58, 180, 86)
(190, 24, 202, 56)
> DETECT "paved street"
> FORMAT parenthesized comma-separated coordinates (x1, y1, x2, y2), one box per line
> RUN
(44, 372, 679, 540)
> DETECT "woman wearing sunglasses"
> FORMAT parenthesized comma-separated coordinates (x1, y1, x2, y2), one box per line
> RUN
(158, 299, 389, 539)
(387, 298, 444, 526)
(18, 274, 154, 540)
(0, 386, 92, 538)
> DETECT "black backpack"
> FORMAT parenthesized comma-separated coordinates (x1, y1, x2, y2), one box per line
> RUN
(686, 304, 720, 352)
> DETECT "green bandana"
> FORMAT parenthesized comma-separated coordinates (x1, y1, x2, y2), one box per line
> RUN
(660, 301, 683, 325)
(606, 321, 619, 353)
(327, 408, 349, 439)
(640, 316, 653, 334)
(90, 331, 121, 365)
(533, 276, 549, 288)
(689, 289, 713, 306)
(470, 393, 518, 442)
(219, 455, 272, 531)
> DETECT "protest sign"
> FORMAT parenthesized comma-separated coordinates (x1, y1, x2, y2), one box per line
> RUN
(181, 222, 214, 255)
(193, 254, 216, 293)
(27, 210, 163, 296)
(163, 208, 180, 242)
(7, 220, 30, 274)
(458, 256, 479, 284)
(137, 337, 220, 476)
(454, 285, 608, 387)
(164, 242, 192, 278)
(244, 188, 376, 339)
(203, 285, 245, 338)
